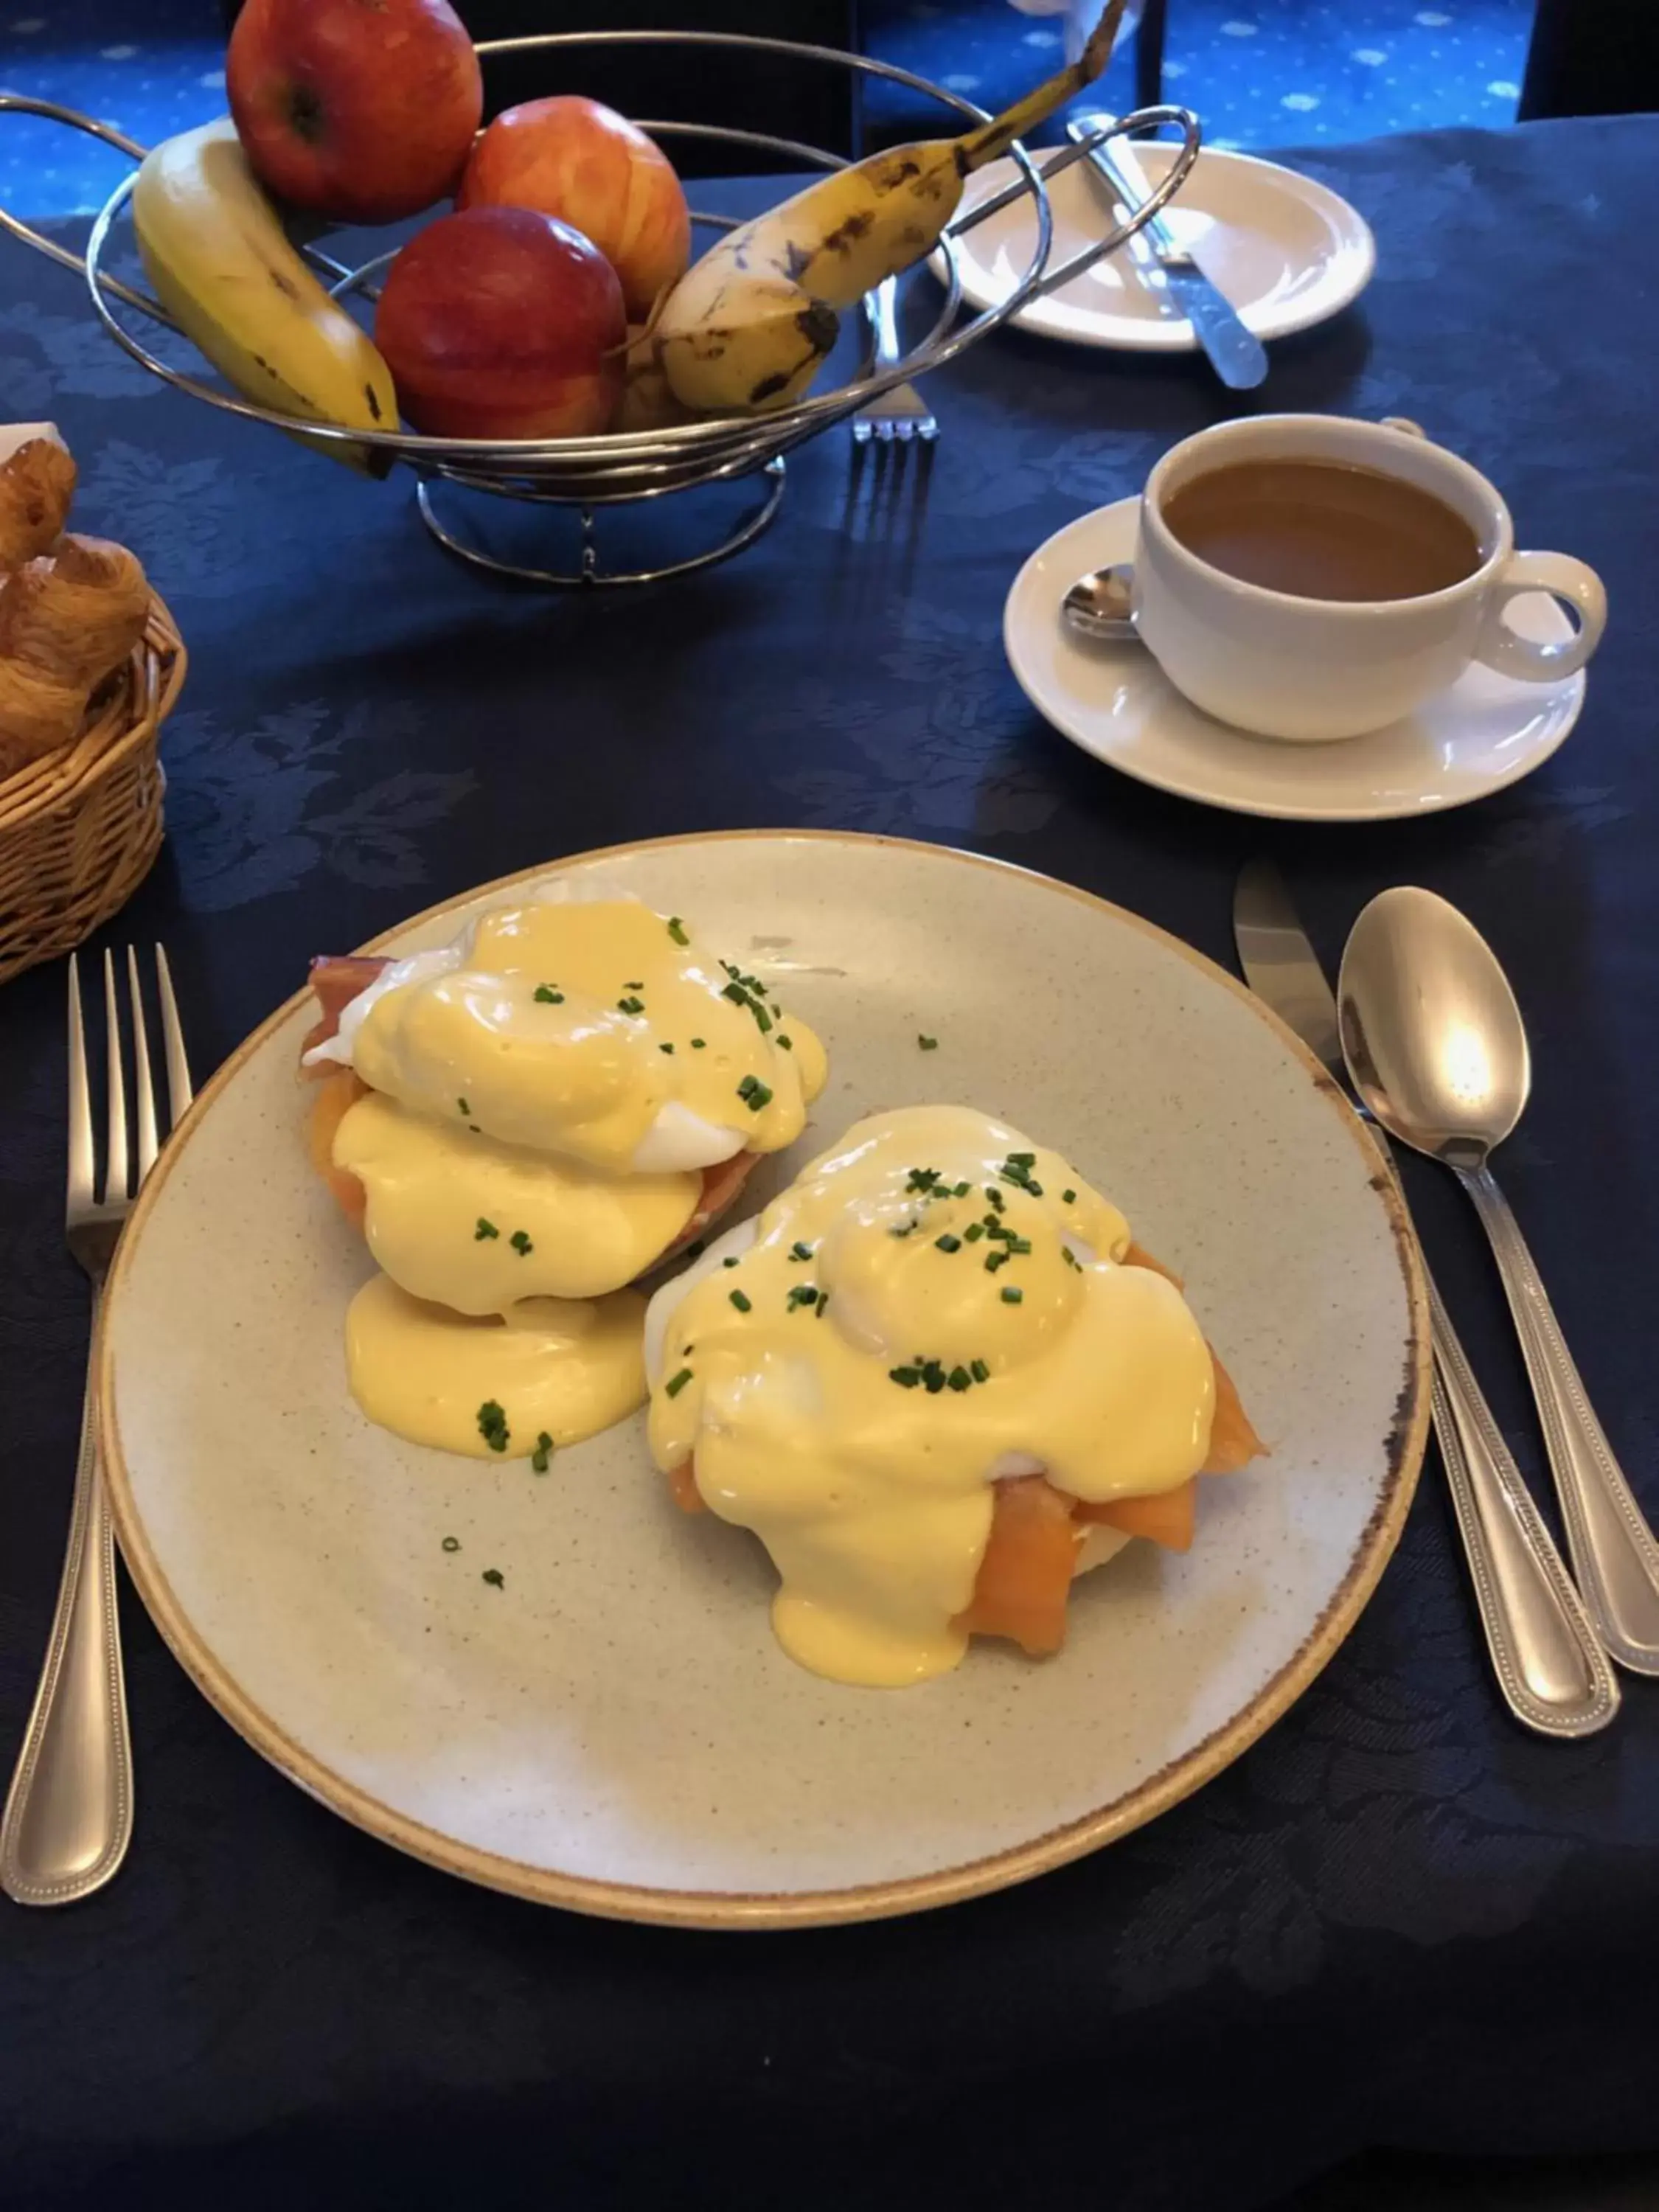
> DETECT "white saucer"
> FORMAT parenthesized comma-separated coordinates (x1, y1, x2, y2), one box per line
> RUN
(1004, 500, 1585, 822)
(942, 143, 1374, 352)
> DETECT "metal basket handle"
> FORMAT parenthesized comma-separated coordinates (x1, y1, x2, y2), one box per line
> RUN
(0, 95, 160, 316)
(950, 105, 1204, 305)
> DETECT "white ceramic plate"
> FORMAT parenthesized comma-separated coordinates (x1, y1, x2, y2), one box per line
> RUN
(99, 834, 1427, 1927)
(942, 143, 1374, 350)
(1006, 501, 1587, 822)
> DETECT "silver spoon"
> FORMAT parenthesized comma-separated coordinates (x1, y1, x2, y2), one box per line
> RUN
(1062, 563, 1137, 642)
(1340, 886, 1659, 1674)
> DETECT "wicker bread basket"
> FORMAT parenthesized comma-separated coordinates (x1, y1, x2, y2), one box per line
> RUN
(0, 592, 184, 984)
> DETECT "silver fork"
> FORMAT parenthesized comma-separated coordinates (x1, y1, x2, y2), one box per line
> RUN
(1, 947, 193, 1906)
(851, 279, 939, 445)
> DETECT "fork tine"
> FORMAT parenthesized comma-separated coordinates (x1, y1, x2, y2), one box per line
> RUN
(66, 953, 94, 1217)
(128, 946, 159, 1180)
(102, 948, 129, 1206)
(155, 945, 194, 1122)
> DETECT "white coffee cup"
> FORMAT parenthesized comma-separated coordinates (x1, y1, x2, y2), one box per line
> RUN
(1119, 415, 1607, 743)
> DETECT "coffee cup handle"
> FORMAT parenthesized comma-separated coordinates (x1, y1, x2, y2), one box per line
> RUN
(1473, 552, 1607, 684)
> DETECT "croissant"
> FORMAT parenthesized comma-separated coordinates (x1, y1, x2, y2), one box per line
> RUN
(0, 435, 77, 569)
(0, 534, 150, 777)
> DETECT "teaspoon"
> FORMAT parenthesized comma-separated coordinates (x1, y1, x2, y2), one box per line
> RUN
(1339, 886, 1659, 1674)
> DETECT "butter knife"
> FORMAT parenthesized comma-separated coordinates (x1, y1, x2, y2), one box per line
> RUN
(1067, 114, 1267, 390)
(1234, 859, 1618, 1739)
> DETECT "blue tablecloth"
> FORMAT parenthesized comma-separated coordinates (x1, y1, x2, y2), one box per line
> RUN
(1, 116, 1656, 2212)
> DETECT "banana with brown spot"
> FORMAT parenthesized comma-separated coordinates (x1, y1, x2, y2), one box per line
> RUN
(653, 0, 1127, 415)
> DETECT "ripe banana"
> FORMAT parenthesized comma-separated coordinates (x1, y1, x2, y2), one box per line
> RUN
(655, 0, 1127, 414)
(132, 119, 398, 475)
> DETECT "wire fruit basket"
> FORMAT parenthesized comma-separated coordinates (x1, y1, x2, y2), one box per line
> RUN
(0, 32, 1200, 587)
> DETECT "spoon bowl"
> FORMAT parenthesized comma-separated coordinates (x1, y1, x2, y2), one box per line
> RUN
(1338, 886, 1531, 1168)
(1062, 563, 1138, 643)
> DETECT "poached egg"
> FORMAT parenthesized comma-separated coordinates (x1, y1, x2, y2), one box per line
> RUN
(645, 1106, 1223, 1687)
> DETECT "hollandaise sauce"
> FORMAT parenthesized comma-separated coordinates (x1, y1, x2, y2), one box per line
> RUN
(347, 1277, 648, 1459)
(647, 1107, 1217, 1688)
(311, 896, 827, 1175)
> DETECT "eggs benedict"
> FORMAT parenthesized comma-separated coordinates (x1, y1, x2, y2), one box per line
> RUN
(299, 890, 827, 1459)
(644, 1106, 1263, 1686)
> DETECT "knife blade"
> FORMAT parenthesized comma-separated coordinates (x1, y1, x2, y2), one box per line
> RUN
(1231, 858, 1619, 1740)
(1232, 856, 1343, 1070)
(1067, 114, 1268, 391)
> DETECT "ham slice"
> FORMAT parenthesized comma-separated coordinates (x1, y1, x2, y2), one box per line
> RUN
(301, 954, 389, 1065)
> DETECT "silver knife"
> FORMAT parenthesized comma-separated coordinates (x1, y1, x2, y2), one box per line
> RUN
(1234, 858, 1618, 1739)
(1067, 114, 1268, 390)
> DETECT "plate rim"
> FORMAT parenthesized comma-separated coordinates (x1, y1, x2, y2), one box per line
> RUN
(96, 829, 1430, 1930)
(947, 144, 1377, 352)
(1005, 499, 1585, 821)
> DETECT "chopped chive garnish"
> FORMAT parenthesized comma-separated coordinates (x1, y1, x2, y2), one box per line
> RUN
(723, 1255, 741, 1269)
(890, 1222, 917, 1239)
(667, 917, 689, 945)
(625, 980, 644, 990)
(533, 984, 565, 1004)
(777, 1034, 793, 1050)
(947, 1365, 971, 1392)
(935, 1233, 961, 1253)
(442, 1535, 460, 1552)
(720, 981, 748, 1006)
(617, 995, 644, 1016)
(482, 1568, 504, 1589)
(786, 1283, 818, 1310)
(754, 1004, 773, 1034)
(905, 1166, 941, 1194)
(1007, 1236, 1032, 1256)
(964, 1223, 985, 1242)
(790, 1240, 813, 1262)
(917, 1034, 939, 1051)
(737, 1078, 773, 1112)
(984, 1186, 1004, 1212)
(457, 1097, 470, 1116)
(970, 1358, 990, 1383)
(922, 1360, 947, 1394)
(1062, 1246, 1082, 1270)
(1062, 1189, 1077, 1205)
(889, 1366, 921, 1388)
(1001, 1285, 1023, 1304)
(729, 1288, 752, 1312)
(659, 1041, 675, 1054)
(815, 1290, 830, 1318)
(691, 1037, 706, 1049)
(953, 1180, 971, 1197)
(477, 1399, 509, 1452)
(509, 1230, 533, 1256)
(475, 1217, 499, 1241)
(1006, 1152, 1035, 1169)
(665, 1367, 693, 1398)
(531, 1433, 553, 1474)
(985, 1249, 1009, 1273)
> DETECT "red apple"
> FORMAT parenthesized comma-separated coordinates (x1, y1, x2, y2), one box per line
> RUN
(375, 206, 626, 439)
(227, 0, 483, 225)
(459, 96, 690, 321)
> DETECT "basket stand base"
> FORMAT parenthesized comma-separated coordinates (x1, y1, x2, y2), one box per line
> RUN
(415, 458, 787, 588)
